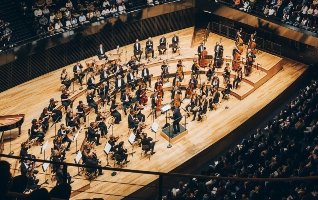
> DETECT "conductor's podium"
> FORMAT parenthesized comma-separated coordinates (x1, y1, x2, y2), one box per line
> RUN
(160, 124, 188, 144)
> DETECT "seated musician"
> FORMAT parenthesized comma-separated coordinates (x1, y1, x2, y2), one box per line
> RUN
(158, 36, 167, 55)
(233, 67, 243, 89)
(98, 82, 109, 106)
(97, 43, 108, 60)
(155, 78, 164, 98)
(76, 101, 87, 123)
(206, 63, 215, 82)
(86, 151, 103, 176)
(65, 109, 80, 129)
(176, 59, 184, 81)
(20, 142, 33, 158)
(134, 101, 145, 122)
(145, 37, 154, 59)
(87, 122, 101, 145)
(200, 82, 208, 97)
(161, 60, 169, 81)
(211, 74, 220, 90)
(133, 39, 142, 61)
(86, 90, 98, 113)
(223, 63, 231, 84)
(48, 98, 62, 123)
(30, 119, 45, 142)
(209, 88, 220, 110)
(115, 64, 124, 77)
(121, 90, 133, 115)
(171, 34, 179, 53)
(128, 110, 139, 130)
(115, 75, 125, 92)
(186, 94, 198, 114)
(222, 79, 233, 99)
(189, 75, 198, 90)
(197, 42, 204, 60)
(126, 69, 136, 90)
(197, 95, 208, 121)
(114, 141, 129, 163)
(110, 99, 122, 124)
(99, 66, 109, 83)
(73, 62, 84, 88)
(61, 89, 72, 110)
(87, 73, 97, 92)
(141, 64, 151, 87)
(127, 56, 139, 74)
(191, 59, 200, 79)
(60, 69, 71, 90)
(57, 123, 72, 151)
(55, 164, 72, 185)
(141, 133, 156, 154)
(96, 112, 108, 137)
(39, 107, 50, 133)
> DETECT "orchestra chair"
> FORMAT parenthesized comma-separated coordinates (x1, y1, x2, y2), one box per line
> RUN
(85, 167, 98, 181)
(113, 154, 127, 168)
(199, 113, 207, 122)
(141, 145, 151, 160)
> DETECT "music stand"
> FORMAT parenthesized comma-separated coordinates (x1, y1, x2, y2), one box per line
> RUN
(151, 122, 159, 141)
(41, 141, 49, 160)
(74, 151, 82, 176)
(128, 132, 136, 158)
(161, 104, 171, 129)
(42, 162, 50, 185)
(103, 142, 112, 167)
(72, 129, 80, 155)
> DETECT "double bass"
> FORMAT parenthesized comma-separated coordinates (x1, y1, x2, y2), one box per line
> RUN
(248, 32, 257, 54)
(235, 28, 244, 53)
(199, 48, 209, 68)
(232, 47, 241, 71)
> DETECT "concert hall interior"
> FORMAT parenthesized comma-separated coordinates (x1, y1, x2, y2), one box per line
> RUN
(0, 0, 318, 200)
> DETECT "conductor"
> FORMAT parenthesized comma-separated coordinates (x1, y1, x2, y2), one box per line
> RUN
(171, 106, 182, 135)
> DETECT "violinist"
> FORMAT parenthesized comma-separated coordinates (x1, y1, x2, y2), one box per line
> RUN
(134, 101, 145, 122)
(86, 90, 98, 113)
(141, 133, 156, 154)
(197, 95, 208, 121)
(96, 112, 108, 137)
(126, 69, 136, 90)
(60, 69, 71, 90)
(128, 109, 139, 130)
(176, 60, 184, 81)
(48, 98, 62, 122)
(209, 88, 220, 111)
(114, 141, 129, 163)
(73, 62, 84, 88)
(233, 67, 243, 89)
(121, 90, 133, 115)
(223, 63, 231, 84)
(61, 89, 73, 110)
(127, 56, 138, 75)
(110, 99, 122, 124)
(158, 36, 167, 55)
(141, 64, 151, 87)
(133, 39, 142, 61)
(20, 142, 33, 158)
(191, 59, 200, 79)
(76, 101, 87, 123)
(211, 74, 220, 90)
(87, 122, 101, 145)
(222, 79, 233, 99)
(87, 73, 97, 92)
(145, 37, 154, 59)
(57, 123, 72, 151)
(200, 82, 209, 97)
(171, 34, 179, 53)
(115, 64, 124, 77)
(99, 66, 109, 83)
(161, 60, 169, 81)
(155, 77, 164, 98)
(206, 63, 215, 82)
(189, 75, 198, 90)
(39, 107, 50, 133)
(98, 82, 109, 106)
(30, 119, 45, 142)
(85, 151, 103, 176)
(186, 94, 198, 114)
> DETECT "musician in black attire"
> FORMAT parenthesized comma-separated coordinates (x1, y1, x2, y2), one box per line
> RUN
(191, 60, 200, 79)
(172, 34, 179, 53)
(48, 98, 62, 122)
(133, 39, 142, 61)
(87, 122, 101, 145)
(110, 99, 121, 124)
(126, 69, 136, 90)
(57, 124, 72, 150)
(128, 110, 139, 130)
(198, 96, 208, 121)
(55, 164, 72, 185)
(114, 141, 129, 163)
(30, 119, 45, 142)
(141, 133, 156, 154)
(197, 42, 204, 60)
(121, 91, 133, 115)
(233, 67, 243, 89)
(127, 56, 138, 75)
(209, 89, 220, 110)
(115, 75, 125, 92)
(87, 73, 96, 92)
(158, 36, 167, 55)
(73, 62, 84, 88)
(85, 152, 103, 176)
(61, 89, 72, 110)
(141, 64, 151, 87)
(134, 102, 145, 122)
(214, 41, 224, 68)
(76, 101, 86, 123)
(39, 107, 50, 133)
(98, 82, 109, 106)
(97, 43, 108, 60)
(86, 90, 98, 113)
(96, 112, 108, 137)
(60, 69, 71, 90)
(206, 64, 215, 82)
(222, 80, 233, 99)
(161, 60, 169, 81)
(99, 67, 109, 83)
(186, 95, 198, 115)
(171, 106, 182, 134)
(223, 64, 231, 84)
(145, 37, 154, 59)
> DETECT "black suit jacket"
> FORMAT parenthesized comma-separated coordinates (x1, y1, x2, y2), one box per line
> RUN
(141, 68, 150, 78)
(126, 72, 135, 83)
(172, 108, 182, 122)
(128, 114, 136, 129)
(146, 40, 153, 50)
(134, 43, 141, 52)
(159, 37, 166, 46)
(172, 36, 179, 44)
(115, 78, 125, 89)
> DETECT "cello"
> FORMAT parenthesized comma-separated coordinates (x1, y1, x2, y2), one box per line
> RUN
(199, 47, 209, 68)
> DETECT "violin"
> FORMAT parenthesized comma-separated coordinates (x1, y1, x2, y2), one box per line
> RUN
(140, 88, 148, 105)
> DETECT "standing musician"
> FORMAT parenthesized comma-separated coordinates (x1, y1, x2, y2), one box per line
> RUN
(86, 90, 98, 113)
(87, 73, 97, 92)
(48, 98, 62, 122)
(199, 47, 209, 68)
(171, 34, 179, 53)
(176, 59, 184, 81)
(30, 119, 45, 142)
(76, 101, 87, 123)
(73, 62, 84, 88)
(127, 56, 139, 75)
(97, 43, 108, 60)
(171, 106, 182, 135)
(191, 59, 200, 79)
(158, 36, 167, 55)
(128, 110, 139, 130)
(39, 107, 51, 133)
(161, 60, 169, 81)
(98, 82, 109, 106)
(121, 90, 133, 115)
(110, 99, 122, 124)
(248, 31, 257, 54)
(235, 28, 244, 53)
(60, 69, 71, 90)
(141, 64, 151, 87)
(57, 124, 72, 151)
(206, 63, 215, 82)
(87, 122, 101, 145)
(145, 37, 154, 59)
(233, 67, 243, 89)
(214, 40, 224, 68)
(133, 39, 142, 61)
(151, 91, 159, 118)
(96, 112, 108, 137)
(245, 49, 256, 76)
(197, 42, 205, 61)
(61, 89, 73, 110)
(232, 46, 242, 71)
(99, 66, 109, 83)
(126, 69, 136, 90)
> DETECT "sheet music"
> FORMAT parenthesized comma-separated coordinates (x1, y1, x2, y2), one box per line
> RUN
(163, 82, 171, 88)
(128, 133, 136, 144)
(161, 104, 171, 113)
(75, 151, 82, 164)
(42, 162, 50, 172)
(104, 142, 112, 154)
(151, 122, 159, 133)
(42, 141, 49, 151)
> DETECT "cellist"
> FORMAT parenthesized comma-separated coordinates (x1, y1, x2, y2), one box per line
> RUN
(176, 60, 184, 81)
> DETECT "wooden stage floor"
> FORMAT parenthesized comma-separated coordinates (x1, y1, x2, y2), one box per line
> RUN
(0, 27, 307, 199)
